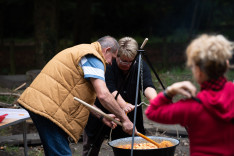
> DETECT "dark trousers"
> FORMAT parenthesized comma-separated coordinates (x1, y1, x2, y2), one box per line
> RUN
(28, 110, 72, 156)
(82, 130, 106, 156)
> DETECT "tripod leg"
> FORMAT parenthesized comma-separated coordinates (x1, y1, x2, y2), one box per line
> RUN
(143, 54, 166, 90)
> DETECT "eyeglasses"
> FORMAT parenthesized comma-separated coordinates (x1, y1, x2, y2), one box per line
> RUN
(118, 57, 133, 65)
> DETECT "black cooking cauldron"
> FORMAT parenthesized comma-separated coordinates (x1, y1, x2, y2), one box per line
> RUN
(108, 136, 179, 156)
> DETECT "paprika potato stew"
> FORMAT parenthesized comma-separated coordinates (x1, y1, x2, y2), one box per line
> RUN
(117, 140, 173, 149)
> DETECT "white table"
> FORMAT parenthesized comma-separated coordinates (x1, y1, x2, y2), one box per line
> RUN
(0, 108, 30, 156)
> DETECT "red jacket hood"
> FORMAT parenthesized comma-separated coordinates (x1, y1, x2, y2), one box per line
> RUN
(197, 82, 234, 123)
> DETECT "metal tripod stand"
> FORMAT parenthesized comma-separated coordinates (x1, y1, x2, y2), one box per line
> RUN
(130, 48, 165, 156)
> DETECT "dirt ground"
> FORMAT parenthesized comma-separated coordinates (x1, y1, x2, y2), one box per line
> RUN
(0, 127, 190, 156)
(0, 137, 189, 156)
(71, 133, 190, 156)
(70, 137, 189, 156)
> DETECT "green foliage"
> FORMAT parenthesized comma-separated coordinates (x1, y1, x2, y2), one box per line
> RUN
(72, 154, 81, 156)
(153, 66, 234, 93)
(0, 95, 16, 104)
(151, 66, 234, 102)
(5, 145, 20, 155)
(58, 39, 74, 51)
(0, 128, 8, 136)
(3, 0, 234, 40)
(28, 148, 44, 156)
(226, 69, 234, 81)
(153, 66, 193, 91)
(2, 0, 234, 75)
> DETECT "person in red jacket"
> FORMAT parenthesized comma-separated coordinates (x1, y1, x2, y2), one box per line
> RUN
(145, 34, 234, 156)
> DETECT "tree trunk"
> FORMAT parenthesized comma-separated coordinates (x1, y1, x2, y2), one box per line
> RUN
(73, 0, 92, 44)
(0, 4, 4, 46)
(9, 40, 15, 75)
(34, 0, 58, 68)
(189, 0, 200, 40)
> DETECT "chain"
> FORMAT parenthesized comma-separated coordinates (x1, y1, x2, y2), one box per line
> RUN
(140, 57, 147, 106)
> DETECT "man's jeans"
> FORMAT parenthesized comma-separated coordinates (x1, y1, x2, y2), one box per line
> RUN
(28, 110, 72, 156)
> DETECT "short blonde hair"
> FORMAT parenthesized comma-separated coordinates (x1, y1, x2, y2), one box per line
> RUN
(186, 34, 233, 78)
(118, 37, 138, 60)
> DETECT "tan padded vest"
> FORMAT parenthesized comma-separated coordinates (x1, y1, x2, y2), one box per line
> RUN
(18, 42, 106, 143)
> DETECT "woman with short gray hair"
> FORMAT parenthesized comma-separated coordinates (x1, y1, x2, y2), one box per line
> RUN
(146, 34, 234, 156)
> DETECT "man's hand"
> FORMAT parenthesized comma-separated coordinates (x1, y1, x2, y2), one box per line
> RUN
(101, 114, 118, 129)
(166, 81, 197, 98)
(121, 119, 138, 136)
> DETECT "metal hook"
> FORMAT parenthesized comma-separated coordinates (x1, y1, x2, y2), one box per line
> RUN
(137, 102, 149, 107)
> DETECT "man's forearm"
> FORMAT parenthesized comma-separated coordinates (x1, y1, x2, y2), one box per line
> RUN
(98, 91, 128, 122)
(90, 78, 129, 122)
(89, 105, 103, 119)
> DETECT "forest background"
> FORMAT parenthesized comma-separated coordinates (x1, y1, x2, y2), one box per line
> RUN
(1, 0, 234, 75)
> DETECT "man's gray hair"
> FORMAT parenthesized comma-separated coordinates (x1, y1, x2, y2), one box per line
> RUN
(97, 36, 119, 53)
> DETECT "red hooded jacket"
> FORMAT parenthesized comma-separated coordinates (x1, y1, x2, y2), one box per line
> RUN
(145, 82, 234, 156)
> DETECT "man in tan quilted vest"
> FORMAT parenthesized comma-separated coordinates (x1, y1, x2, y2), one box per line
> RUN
(17, 36, 136, 156)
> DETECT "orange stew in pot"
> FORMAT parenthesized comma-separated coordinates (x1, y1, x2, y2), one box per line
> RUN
(117, 140, 173, 149)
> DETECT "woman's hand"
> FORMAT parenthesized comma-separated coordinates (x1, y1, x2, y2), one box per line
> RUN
(101, 114, 119, 129)
(166, 81, 197, 98)
(123, 103, 135, 113)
